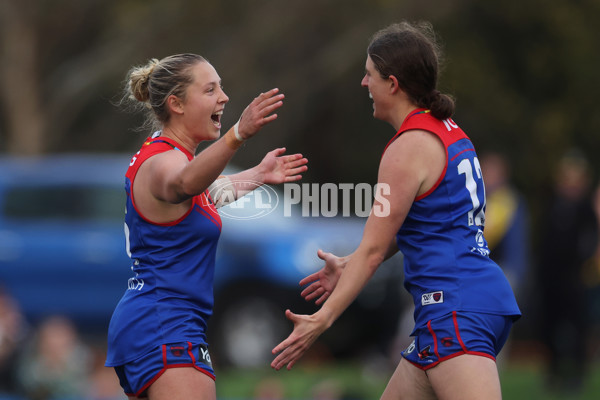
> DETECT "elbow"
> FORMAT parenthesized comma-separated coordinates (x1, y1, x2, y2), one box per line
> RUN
(365, 251, 385, 276)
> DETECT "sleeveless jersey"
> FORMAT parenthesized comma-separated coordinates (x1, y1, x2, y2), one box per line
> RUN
(106, 136, 222, 366)
(384, 109, 521, 333)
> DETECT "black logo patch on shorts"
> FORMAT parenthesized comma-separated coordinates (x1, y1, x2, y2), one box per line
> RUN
(198, 345, 212, 367)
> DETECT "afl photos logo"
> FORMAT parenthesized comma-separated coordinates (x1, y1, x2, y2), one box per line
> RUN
(421, 291, 444, 306)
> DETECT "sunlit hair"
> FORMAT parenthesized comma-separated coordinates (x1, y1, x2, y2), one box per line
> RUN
(123, 53, 207, 131)
(367, 21, 455, 120)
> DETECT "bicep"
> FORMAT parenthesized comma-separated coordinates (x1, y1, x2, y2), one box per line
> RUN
(359, 130, 445, 256)
(143, 151, 191, 203)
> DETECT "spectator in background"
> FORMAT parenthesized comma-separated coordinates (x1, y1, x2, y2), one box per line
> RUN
(16, 315, 92, 400)
(0, 287, 28, 396)
(581, 184, 600, 368)
(480, 152, 530, 300)
(537, 149, 598, 394)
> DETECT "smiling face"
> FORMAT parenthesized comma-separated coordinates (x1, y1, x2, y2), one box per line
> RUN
(178, 61, 230, 141)
(361, 56, 392, 123)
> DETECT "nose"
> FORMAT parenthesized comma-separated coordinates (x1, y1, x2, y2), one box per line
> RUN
(360, 75, 368, 87)
(220, 89, 229, 104)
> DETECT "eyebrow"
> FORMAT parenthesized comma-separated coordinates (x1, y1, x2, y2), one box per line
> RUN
(203, 80, 222, 88)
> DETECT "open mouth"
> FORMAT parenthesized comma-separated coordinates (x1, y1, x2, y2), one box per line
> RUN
(211, 110, 223, 128)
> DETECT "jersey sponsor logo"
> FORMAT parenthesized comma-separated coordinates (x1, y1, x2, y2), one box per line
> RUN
(421, 291, 444, 306)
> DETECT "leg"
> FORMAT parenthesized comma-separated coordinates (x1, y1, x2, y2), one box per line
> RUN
(147, 367, 216, 400)
(427, 354, 501, 400)
(380, 357, 437, 400)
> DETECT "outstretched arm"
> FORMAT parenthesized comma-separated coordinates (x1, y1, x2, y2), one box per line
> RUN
(300, 239, 399, 306)
(209, 148, 308, 207)
(271, 130, 444, 371)
(230, 147, 308, 195)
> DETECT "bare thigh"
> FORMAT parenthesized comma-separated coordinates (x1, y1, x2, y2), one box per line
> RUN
(145, 367, 216, 400)
(427, 354, 501, 400)
(380, 358, 437, 400)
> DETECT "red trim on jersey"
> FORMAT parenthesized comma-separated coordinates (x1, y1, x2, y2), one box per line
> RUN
(382, 109, 470, 202)
(126, 137, 221, 229)
(450, 148, 475, 162)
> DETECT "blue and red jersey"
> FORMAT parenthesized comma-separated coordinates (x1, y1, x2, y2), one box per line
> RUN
(106, 136, 222, 367)
(384, 109, 521, 333)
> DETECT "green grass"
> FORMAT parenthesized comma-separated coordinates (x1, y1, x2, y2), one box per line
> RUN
(215, 361, 600, 399)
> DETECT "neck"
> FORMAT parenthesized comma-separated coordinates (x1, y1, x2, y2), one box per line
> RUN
(160, 126, 198, 155)
(390, 103, 419, 131)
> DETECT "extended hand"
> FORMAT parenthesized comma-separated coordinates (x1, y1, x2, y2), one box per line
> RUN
(271, 309, 328, 371)
(237, 88, 285, 139)
(300, 250, 345, 305)
(259, 148, 308, 185)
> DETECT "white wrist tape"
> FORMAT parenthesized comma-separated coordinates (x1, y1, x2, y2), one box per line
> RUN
(207, 176, 237, 208)
(233, 121, 244, 142)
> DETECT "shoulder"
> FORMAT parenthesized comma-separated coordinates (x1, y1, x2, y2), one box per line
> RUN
(380, 129, 446, 198)
(382, 129, 445, 165)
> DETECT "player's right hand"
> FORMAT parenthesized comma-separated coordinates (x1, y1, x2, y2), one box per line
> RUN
(237, 88, 285, 139)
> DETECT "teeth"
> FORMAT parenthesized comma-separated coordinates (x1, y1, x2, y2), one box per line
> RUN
(368, 92, 373, 99)
(214, 110, 223, 115)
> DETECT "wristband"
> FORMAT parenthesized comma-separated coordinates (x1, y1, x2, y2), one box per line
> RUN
(233, 121, 244, 142)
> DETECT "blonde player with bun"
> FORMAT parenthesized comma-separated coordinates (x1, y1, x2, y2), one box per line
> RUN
(106, 53, 307, 400)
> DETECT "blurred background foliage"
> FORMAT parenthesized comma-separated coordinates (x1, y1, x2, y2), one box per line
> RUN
(0, 0, 599, 232)
(1, 1, 600, 397)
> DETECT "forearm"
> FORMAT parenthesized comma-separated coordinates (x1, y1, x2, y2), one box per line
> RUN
(226, 165, 266, 197)
(207, 165, 266, 208)
(175, 127, 243, 199)
(316, 247, 384, 328)
(384, 236, 400, 261)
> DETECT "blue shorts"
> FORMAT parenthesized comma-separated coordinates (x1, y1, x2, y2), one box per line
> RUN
(113, 341, 215, 398)
(401, 311, 513, 370)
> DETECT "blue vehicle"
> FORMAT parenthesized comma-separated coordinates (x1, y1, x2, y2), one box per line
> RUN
(0, 154, 404, 368)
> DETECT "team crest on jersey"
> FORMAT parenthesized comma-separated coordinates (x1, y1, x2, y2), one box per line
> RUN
(421, 291, 444, 306)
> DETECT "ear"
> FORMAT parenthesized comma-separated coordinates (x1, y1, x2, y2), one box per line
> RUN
(388, 75, 400, 95)
(167, 95, 184, 115)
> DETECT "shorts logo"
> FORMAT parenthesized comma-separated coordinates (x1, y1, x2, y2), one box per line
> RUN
(199, 346, 212, 367)
(170, 346, 185, 357)
(418, 345, 434, 360)
(421, 291, 444, 306)
(404, 340, 416, 354)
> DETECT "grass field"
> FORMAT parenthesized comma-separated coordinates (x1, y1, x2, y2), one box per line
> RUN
(215, 361, 600, 399)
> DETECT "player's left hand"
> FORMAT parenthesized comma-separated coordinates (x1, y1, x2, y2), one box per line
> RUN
(271, 309, 328, 371)
(258, 148, 308, 185)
